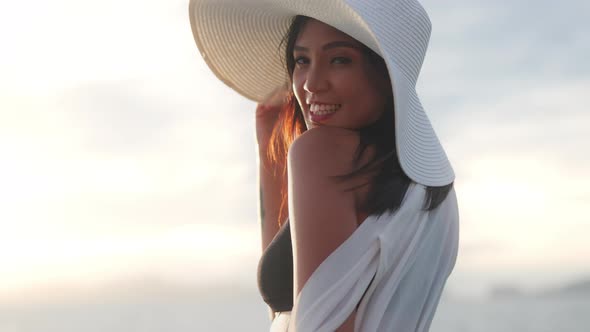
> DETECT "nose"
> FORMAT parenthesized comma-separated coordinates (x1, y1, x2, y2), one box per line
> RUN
(303, 64, 329, 93)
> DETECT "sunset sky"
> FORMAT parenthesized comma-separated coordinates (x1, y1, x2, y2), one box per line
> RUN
(1, 0, 588, 301)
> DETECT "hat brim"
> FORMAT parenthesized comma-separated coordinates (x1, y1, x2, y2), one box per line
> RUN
(188, 0, 455, 186)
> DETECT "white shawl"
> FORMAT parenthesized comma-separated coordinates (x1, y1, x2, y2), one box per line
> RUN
(288, 183, 459, 331)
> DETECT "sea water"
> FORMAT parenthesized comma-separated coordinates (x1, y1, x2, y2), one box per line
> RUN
(1, 286, 588, 331)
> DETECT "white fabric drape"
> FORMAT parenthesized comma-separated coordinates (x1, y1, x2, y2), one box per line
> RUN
(284, 183, 459, 331)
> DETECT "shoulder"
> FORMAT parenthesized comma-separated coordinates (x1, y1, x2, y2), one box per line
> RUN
(287, 127, 364, 301)
(287, 126, 361, 174)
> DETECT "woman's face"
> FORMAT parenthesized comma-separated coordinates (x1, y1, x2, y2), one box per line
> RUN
(292, 18, 391, 130)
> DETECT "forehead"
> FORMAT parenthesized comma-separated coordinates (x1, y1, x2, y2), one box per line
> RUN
(295, 19, 362, 48)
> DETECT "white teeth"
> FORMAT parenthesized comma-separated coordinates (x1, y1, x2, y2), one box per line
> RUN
(310, 104, 341, 115)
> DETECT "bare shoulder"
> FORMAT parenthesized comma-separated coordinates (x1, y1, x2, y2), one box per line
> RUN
(287, 126, 361, 174)
(287, 127, 364, 301)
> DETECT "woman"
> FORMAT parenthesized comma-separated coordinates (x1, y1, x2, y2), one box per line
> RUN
(189, 1, 459, 331)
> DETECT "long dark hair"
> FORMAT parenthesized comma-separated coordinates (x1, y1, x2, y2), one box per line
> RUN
(267, 15, 453, 227)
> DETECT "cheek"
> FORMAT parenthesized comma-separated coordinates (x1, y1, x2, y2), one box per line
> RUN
(353, 87, 387, 122)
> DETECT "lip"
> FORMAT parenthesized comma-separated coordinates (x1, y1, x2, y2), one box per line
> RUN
(310, 111, 336, 123)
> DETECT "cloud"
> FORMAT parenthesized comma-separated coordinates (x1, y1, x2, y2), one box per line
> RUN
(0, 0, 197, 93)
(1, 63, 260, 234)
(444, 80, 590, 176)
(57, 81, 182, 153)
(2, 0, 588, 298)
(420, 0, 590, 117)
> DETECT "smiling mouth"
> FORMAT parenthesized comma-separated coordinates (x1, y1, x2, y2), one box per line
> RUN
(308, 104, 342, 115)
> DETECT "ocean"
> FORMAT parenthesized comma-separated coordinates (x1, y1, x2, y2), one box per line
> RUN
(1, 284, 588, 331)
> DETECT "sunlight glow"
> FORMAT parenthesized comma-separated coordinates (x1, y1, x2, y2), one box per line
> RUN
(0, 0, 588, 300)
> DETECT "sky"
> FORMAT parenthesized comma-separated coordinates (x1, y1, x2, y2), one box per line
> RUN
(0, 0, 589, 302)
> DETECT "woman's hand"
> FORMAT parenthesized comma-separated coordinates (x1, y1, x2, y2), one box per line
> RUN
(256, 83, 290, 147)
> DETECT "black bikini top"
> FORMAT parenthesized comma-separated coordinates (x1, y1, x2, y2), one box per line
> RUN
(257, 218, 293, 312)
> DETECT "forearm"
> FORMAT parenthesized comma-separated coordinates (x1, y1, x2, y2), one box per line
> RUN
(258, 141, 287, 252)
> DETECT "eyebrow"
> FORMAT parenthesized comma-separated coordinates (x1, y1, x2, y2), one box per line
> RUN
(294, 40, 362, 52)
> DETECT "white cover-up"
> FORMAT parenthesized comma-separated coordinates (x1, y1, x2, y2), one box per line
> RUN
(281, 182, 459, 331)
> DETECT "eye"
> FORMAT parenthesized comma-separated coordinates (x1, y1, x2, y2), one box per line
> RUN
(293, 56, 351, 66)
(294, 56, 308, 65)
(332, 57, 351, 64)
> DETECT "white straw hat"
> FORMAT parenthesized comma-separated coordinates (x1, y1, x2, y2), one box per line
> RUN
(188, 0, 455, 187)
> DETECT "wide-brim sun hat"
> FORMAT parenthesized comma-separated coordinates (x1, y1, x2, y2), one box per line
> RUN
(188, 0, 455, 187)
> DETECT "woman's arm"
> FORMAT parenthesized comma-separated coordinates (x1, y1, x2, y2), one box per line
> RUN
(257, 140, 287, 251)
(256, 85, 289, 252)
(255, 86, 290, 323)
